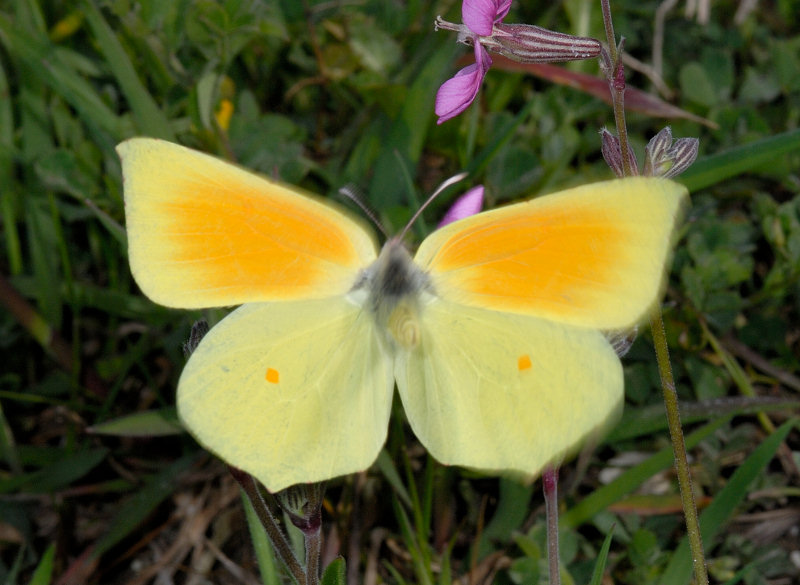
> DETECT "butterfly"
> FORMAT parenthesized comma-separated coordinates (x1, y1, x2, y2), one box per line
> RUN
(118, 137, 687, 493)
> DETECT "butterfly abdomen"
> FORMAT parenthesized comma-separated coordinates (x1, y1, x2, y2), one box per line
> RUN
(358, 240, 432, 349)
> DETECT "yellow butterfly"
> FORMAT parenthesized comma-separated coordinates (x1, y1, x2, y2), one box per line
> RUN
(118, 137, 687, 493)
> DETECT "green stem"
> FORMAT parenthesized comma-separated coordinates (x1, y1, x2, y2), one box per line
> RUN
(600, 0, 633, 177)
(599, 2, 708, 584)
(229, 467, 306, 584)
(649, 315, 709, 585)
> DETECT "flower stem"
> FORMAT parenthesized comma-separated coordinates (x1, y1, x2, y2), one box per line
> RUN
(304, 526, 321, 585)
(599, 2, 709, 583)
(649, 314, 709, 585)
(229, 467, 306, 584)
(543, 467, 560, 585)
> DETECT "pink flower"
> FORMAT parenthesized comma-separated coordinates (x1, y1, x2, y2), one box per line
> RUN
(435, 1, 510, 124)
(435, 0, 601, 124)
(434, 44, 493, 124)
(438, 185, 485, 227)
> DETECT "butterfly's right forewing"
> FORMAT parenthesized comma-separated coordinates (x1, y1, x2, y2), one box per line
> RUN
(119, 138, 378, 309)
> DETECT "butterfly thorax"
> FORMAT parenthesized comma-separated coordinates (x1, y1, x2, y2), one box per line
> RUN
(353, 240, 433, 349)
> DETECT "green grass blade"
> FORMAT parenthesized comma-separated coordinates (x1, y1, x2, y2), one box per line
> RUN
(657, 419, 797, 585)
(0, 13, 123, 138)
(81, 0, 174, 140)
(242, 490, 282, 585)
(28, 542, 56, 585)
(678, 128, 800, 192)
(560, 417, 730, 529)
(88, 408, 184, 437)
(466, 98, 537, 180)
(588, 527, 615, 585)
(367, 41, 458, 208)
(0, 447, 108, 494)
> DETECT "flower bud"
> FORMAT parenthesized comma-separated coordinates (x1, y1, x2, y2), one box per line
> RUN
(600, 128, 639, 178)
(484, 24, 601, 63)
(276, 483, 325, 534)
(644, 127, 699, 178)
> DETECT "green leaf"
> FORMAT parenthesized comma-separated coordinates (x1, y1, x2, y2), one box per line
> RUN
(479, 477, 534, 557)
(679, 62, 718, 108)
(0, 448, 108, 494)
(242, 491, 281, 585)
(0, 13, 123, 139)
(88, 408, 184, 437)
(80, 0, 174, 139)
(588, 527, 615, 585)
(28, 542, 56, 585)
(678, 129, 800, 192)
(367, 40, 459, 208)
(320, 557, 346, 585)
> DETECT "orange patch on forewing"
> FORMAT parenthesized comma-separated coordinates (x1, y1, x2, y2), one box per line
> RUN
(518, 355, 532, 371)
(160, 179, 362, 297)
(265, 368, 280, 384)
(431, 203, 627, 316)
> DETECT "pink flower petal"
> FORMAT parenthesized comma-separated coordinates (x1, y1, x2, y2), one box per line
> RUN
(435, 45, 491, 124)
(435, 65, 482, 123)
(494, 0, 512, 23)
(438, 185, 485, 227)
(462, 0, 498, 36)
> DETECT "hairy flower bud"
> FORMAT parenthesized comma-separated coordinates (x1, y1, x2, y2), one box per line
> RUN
(485, 24, 601, 63)
(644, 127, 699, 178)
(600, 128, 639, 178)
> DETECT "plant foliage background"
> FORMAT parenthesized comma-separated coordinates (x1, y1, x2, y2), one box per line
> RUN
(0, 0, 798, 584)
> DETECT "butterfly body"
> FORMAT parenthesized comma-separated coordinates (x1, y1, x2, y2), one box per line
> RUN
(357, 240, 433, 349)
(118, 138, 688, 492)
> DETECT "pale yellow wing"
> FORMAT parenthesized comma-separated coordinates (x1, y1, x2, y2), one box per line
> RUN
(178, 297, 393, 492)
(118, 138, 377, 308)
(414, 177, 687, 329)
(395, 298, 622, 477)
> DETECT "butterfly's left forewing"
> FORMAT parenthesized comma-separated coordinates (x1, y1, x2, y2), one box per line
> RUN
(394, 299, 622, 477)
(179, 298, 394, 492)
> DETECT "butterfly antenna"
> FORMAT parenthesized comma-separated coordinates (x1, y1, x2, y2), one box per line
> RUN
(399, 172, 469, 240)
(338, 184, 389, 239)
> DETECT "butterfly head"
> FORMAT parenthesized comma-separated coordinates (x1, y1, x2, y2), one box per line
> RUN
(355, 239, 433, 349)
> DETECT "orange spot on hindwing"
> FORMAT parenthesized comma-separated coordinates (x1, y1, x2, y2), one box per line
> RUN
(517, 355, 532, 371)
(265, 368, 280, 384)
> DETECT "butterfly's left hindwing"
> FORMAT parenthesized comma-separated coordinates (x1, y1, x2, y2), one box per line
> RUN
(394, 299, 623, 477)
(178, 298, 394, 492)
